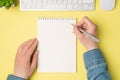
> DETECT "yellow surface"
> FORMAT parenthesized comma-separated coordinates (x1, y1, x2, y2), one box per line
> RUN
(0, 0, 120, 80)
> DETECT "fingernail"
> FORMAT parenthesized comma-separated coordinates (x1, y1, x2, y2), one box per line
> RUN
(36, 38, 38, 42)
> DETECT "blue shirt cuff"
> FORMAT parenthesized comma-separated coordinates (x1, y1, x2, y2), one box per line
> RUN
(83, 48, 106, 70)
(7, 75, 26, 80)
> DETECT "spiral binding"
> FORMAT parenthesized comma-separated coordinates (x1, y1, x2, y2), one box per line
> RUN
(38, 17, 76, 21)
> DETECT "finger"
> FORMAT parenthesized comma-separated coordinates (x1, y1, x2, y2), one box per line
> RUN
(17, 39, 33, 54)
(74, 25, 84, 38)
(77, 16, 93, 27)
(17, 41, 27, 54)
(22, 38, 36, 54)
(30, 50, 39, 72)
(84, 16, 93, 24)
(26, 39, 38, 58)
(76, 17, 87, 26)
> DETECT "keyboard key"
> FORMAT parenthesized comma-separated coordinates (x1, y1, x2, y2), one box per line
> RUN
(67, 0, 72, 4)
(73, 5, 78, 9)
(67, 5, 72, 9)
(36, 0, 41, 3)
(30, 5, 36, 8)
(73, 0, 77, 4)
(48, 0, 52, 3)
(42, 4, 66, 9)
(62, 0, 67, 4)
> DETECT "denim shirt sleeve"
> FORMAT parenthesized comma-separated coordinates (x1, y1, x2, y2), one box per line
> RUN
(7, 75, 26, 80)
(83, 48, 111, 80)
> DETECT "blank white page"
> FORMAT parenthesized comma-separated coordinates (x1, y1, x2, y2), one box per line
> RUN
(38, 18, 76, 72)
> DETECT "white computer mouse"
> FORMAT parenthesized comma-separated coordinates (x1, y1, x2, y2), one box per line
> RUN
(100, 0, 115, 10)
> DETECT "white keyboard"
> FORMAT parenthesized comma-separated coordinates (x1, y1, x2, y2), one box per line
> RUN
(20, 0, 95, 11)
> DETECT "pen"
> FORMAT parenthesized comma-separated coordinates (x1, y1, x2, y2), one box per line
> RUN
(71, 24, 100, 43)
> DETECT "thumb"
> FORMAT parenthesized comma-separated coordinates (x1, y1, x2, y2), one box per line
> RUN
(74, 25, 85, 39)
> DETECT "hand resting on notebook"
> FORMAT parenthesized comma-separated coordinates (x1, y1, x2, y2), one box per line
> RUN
(13, 38, 39, 79)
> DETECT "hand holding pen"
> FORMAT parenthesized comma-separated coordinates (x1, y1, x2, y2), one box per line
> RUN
(73, 16, 99, 51)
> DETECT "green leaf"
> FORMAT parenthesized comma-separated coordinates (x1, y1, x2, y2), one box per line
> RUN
(5, 0, 11, 9)
(0, 0, 5, 7)
(9, 0, 14, 5)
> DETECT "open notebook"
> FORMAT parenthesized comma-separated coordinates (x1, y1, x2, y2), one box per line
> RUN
(38, 18, 76, 72)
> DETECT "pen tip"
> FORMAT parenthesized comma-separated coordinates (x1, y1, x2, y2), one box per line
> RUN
(71, 24, 74, 26)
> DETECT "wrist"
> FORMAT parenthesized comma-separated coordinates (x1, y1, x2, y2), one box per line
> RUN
(85, 43, 98, 51)
(14, 72, 27, 79)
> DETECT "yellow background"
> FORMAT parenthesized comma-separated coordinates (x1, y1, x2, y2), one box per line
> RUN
(0, 0, 120, 80)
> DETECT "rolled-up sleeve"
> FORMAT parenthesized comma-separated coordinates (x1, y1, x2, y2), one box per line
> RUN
(83, 48, 111, 80)
(7, 75, 26, 80)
